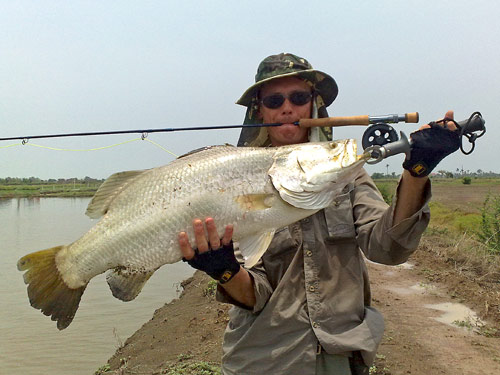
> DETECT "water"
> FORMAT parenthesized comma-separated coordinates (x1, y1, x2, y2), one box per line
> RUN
(0, 198, 194, 375)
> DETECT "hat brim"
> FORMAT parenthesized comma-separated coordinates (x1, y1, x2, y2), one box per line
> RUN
(236, 69, 338, 108)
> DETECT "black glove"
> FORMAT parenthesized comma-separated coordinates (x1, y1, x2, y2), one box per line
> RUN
(182, 241, 241, 284)
(403, 122, 460, 177)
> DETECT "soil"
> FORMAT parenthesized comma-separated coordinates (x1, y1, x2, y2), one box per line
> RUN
(107, 236, 500, 375)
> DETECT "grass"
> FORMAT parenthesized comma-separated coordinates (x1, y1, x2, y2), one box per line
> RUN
(204, 280, 218, 298)
(161, 361, 221, 375)
(161, 354, 221, 375)
(374, 177, 500, 255)
(0, 183, 100, 198)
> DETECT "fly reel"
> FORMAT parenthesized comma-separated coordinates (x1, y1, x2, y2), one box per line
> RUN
(362, 112, 486, 165)
(361, 123, 399, 149)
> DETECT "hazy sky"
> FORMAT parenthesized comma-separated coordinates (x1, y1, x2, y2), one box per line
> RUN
(1, 0, 499, 179)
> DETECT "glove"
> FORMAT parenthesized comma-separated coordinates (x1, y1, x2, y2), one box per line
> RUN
(403, 122, 460, 177)
(182, 241, 241, 284)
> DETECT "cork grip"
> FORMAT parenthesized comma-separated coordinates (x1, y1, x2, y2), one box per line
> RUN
(405, 112, 419, 123)
(299, 115, 370, 128)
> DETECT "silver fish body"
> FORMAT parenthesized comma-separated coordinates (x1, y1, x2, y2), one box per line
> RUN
(18, 140, 367, 329)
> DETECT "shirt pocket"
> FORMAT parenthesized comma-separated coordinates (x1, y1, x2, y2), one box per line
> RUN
(264, 224, 301, 260)
(324, 189, 356, 240)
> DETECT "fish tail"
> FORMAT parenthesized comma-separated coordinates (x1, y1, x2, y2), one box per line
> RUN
(17, 245, 87, 330)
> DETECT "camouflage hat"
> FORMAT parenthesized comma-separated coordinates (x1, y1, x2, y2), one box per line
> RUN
(237, 53, 338, 108)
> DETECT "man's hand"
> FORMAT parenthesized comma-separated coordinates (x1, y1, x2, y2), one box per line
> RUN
(178, 218, 240, 284)
(403, 110, 460, 177)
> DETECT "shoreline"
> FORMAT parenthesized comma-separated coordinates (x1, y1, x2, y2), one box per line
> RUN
(0, 192, 96, 198)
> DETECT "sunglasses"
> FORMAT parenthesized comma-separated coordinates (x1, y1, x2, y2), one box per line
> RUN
(260, 91, 313, 109)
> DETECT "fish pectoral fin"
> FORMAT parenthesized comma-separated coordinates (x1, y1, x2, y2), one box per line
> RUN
(106, 267, 156, 302)
(86, 169, 149, 219)
(239, 230, 275, 268)
(17, 245, 86, 330)
(234, 194, 275, 211)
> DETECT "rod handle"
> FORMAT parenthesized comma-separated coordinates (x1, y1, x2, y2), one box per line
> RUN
(299, 115, 370, 128)
(299, 112, 420, 128)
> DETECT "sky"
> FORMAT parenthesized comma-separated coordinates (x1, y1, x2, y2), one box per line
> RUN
(1, 0, 499, 179)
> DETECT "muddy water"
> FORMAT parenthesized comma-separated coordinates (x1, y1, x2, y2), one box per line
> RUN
(0, 198, 194, 375)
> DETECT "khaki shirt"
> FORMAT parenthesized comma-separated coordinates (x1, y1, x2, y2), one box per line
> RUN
(217, 169, 431, 375)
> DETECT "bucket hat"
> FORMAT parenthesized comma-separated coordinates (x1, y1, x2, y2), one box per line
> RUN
(237, 53, 338, 108)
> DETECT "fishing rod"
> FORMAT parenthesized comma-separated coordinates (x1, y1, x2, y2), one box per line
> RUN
(0, 112, 420, 142)
(1, 111, 485, 164)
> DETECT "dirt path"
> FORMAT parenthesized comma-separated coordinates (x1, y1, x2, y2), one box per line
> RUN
(107, 237, 500, 374)
(369, 259, 500, 374)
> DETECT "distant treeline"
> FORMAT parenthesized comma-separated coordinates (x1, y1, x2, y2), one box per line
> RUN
(0, 176, 105, 185)
(372, 169, 500, 179)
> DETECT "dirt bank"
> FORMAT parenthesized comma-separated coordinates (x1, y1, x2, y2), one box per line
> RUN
(107, 236, 500, 374)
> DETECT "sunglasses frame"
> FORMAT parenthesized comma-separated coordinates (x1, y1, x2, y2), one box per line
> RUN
(260, 91, 313, 109)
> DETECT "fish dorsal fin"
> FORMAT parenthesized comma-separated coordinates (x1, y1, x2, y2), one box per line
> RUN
(106, 268, 156, 302)
(238, 230, 276, 268)
(86, 170, 147, 219)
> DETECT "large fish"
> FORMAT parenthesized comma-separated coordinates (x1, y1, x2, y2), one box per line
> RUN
(18, 140, 368, 329)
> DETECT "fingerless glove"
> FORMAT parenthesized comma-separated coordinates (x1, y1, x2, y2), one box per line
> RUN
(403, 123, 460, 177)
(182, 241, 241, 284)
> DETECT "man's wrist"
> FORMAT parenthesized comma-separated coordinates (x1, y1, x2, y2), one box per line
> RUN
(217, 264, 241, 284)
(401, 170, 429, 186)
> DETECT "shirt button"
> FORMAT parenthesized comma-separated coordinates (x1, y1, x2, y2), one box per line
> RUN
(306, 250, 313, 257)
(309, 285, 315, 292)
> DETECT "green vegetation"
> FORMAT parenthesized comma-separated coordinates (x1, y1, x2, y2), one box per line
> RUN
(204, 280, 218, 298)
(373, 176, 500, 256)
(427, 201, 482, 233)
(161, 355, 221, 375)
(94, 364, 111, 374)
(374, 181, 396, 205)
(478, 193, 500, 254)
(0, 176, 103, 198)
(162, 361, 221, 375)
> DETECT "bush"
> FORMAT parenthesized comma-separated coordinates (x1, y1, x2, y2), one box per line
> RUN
(477, 193, 500, 254)
(462, 177, 472, 185)
(376, 183, 393, 205)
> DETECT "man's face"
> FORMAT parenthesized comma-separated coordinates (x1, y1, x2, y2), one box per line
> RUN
(258, 77, 312, 146)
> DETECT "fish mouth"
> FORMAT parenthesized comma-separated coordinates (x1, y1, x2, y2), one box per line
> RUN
(358, 151, 372, 161)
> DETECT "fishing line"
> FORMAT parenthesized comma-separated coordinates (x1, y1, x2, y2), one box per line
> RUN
(0, 143, 22, 149)
(0, 137, 179, 157)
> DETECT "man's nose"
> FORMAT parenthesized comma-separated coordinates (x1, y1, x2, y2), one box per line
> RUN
(280, 98, 294, 113)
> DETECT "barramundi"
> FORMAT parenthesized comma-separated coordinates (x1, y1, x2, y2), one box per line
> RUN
(18, 140, 368, 329)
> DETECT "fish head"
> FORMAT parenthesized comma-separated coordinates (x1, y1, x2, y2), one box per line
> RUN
(269, 140, 369, 209)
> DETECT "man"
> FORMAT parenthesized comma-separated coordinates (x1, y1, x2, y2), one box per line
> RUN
(178, 53, 460, 374)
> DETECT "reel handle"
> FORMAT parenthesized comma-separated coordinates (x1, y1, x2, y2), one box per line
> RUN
(457, 112, 485, 134)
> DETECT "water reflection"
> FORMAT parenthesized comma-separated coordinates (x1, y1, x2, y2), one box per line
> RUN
(0, 198, 194, 375)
